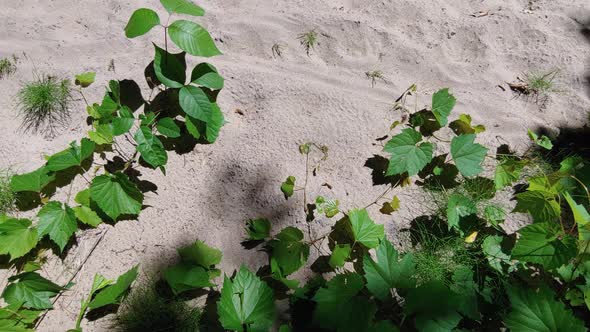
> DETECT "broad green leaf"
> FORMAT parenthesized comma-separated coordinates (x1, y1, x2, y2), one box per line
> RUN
(153, 44, 186, 88)
(111, 106, 134, 136)
(315, 196, 339, 218)
(483, 205, 506, 226)
(513, 190, 560, 223)
(72, 206, 102, 227)
(134, 126, 168, 168)
(124, 8, 160, 38)
(564, 191, 590, 240)
(10, 167, 55, 193)
(46, 139, 95, 171)
(0, 218, 38, 260)
(528, 129, 553, 150)
(449, 113, 485, 135)
(348, 209, 384, 248)
(246, 218, 271, 241)
(404, 281, 462, 332)
(511, 222, 577, 270)
(156, 117, 181, 138)
(2, 272, 63, 309)
(74, 72, 96, 88)
(505, 285, 585, 332)
(450, 266, 479, 320)
(179, 85, 211, 121)
(88, 265, 138, 309)
(203, 103, 224, 143)
(446, 194, 476, 232)
(482, 235, 510, 273)
(37, 202, 77, 251)
(168, 20, 222, 57)
(451, 134, 487, 177)
(217, 266, 275, 332)
(431, 88, 456, 126)
(88, 124, 113, 145)
(269, 227, 309, 276)
(74, 189, 90, 206)
(90, 173, 143, 220)
(329, 243, 351, 268)
(495, 158, 525, 190)
(379, 196, 400, 215)
(364, 239, 415, 300)
(191, 63, 224, 90)
(178, 240, 222, 268)
(164, 263, 212, 294)
(160, 0, 204, 16)
(0, 302, 41, 330)
(384, 128, 433, 176)
(281, 176, 296, 199)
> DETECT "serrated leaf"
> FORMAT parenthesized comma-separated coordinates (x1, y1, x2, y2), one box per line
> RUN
(191, 63, 224, 90)
(379, 196, 400, 215)
(431, 88, 456, 126)
(37, 201, 77, 251)
(449, 113, 485, 135)
(364, 239, 415, 300)
(153, 44, 186, 88)
(88, 265, 138, 309)
(178, 240, 222, 268)
(315, 196, 339, 218)
(513, 190, 560, 223)
(246, 218, 271, 241)
(495, 157, 525, 190)
(168, 20, 221, 57)
(179, 85, 211, 121)
(451, 134, 487, 177)
(2, 273, 63, 309)
(348, 209, 384, 249)
(90, 173, 143, 220)
(124, 8, 160, 38)
(404, 281, 462, 332)
(160, 0, 204, 16)
(505, 285, 585, 332)
(446, 194, 476, 232)
(329, 244, 351, 268)
(134, 126, 168, 168)
(511, 222, 577, 270)
(111, 106, 134, 136)
(384, 128, 433, 176)
(270, 227, 309, 276)
(74, 72, 96, 88)
(72, 206, 102, 227)
(528, 129, 553, 150)
(164, 263, 212, 295)
(0, 218, 38, 260)
(46, 139, 95, 171)
(10, 167, 55, 193)
(482, 235, 510, 274)
(217, 266, 275, 332)
(88, 124, 113, 145)
(156, 117, 181, 138)
(281, 176, 296, 199)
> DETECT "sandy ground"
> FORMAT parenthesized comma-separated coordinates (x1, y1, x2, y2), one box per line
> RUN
(0, 0, 590, 330)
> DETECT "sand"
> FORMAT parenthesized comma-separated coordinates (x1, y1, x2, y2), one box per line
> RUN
(0, 0, 589, 330)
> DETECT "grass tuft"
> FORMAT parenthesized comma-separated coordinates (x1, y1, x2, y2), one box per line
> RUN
(0, 55, 18, 79)
(16, 74, 72, 136)
(297, 30, 318, 56)
(508, 69, 559, 105)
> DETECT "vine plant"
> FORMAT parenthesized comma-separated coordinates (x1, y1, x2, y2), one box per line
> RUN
(0, 0, 225, 330)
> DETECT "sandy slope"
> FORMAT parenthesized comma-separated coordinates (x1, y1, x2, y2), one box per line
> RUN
(0, 0, 589, 330)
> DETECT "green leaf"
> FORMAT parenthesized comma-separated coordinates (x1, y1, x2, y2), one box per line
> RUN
(153, 44, 186, 88)
(379, 196, 400, 215)
(404, 281, 462, 332)
(246, 218, 271, 241)
(203, 103, 224, 143)
(37, 202, 77, 251)
(495, 158, 525, 190)
(168, 20, 222, 57)
(384, 128, 433, 176)
(10, 167, 55, 193)
(511, 222, 577, 270)
(564, 191, 590, 240)
(449, 113, 485, 135)
(446, 194, 476, 232)
(513, 190, 560, 223)
(281, 176, 296, 199)
(483, 205, 506, 226)
(482, 235, 510, 273)
(90, 172, 143, 220)
(46, 139, 95, 171)
(528, 129, 554, 150)
(191, 63, 224, 90)
(160, 0, 204, 16)
(505, 285, 586, 332)
(179, 85, 212, 122)
(134, 126, 168, 168)
(88, 265, 138, 309)
(164, 263, 212, 294)
(0, 218, 38, 260)
(124, 8, 160, 38)
(364, 239, 415, 300)
(348, 209, 384, 249)
(269, 227, 309, 276)
(74, 72, 96, 88)
(88, 124, 114, 145)
(112, 106, 134, 136)
(431, 88, 456, 126)
(178, 240, 222, 268)
(329, 244, 351, 268)
(315, 196, 339, 218)
(217, 266, 275, 332)
(156, 117, 181, 138)
(451, 134, 487, 177)
(2, 272, 63, 309)
(72, 206, 102, 227)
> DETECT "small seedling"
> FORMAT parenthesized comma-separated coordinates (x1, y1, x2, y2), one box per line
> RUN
(297, 30, 318, 56)
(0, 55, 18, 79)
(271, 43, 284, 58)
(365, 70, 386, 87)
(508, 69, 559, 105)
(16, 74, 72, 135)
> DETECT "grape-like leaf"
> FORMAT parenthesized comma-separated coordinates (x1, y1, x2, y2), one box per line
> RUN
(134, 126, 168, 168)
(2, 272, 63, 309)
(281, 176, 296, 199)
(217, 266, 275, 332)
(0, 218, 38, 261)
(179, 85, 212, 122)
(315, 196, 339, 218)
(112, 106, 134, 136)
(384, 128, 433, 176)
(10, 167, 55, 193)
(449, 114, 485, 135)
(164, 263, 212, 295)
(482, 235, 510, 273)
(88, 265, 138, 309)
(364, 239, 416, 300)
(511, 222, 577, 270)
(168, 20, 221, 57)
(156, 117, 181, 138)
(269, 227, 309, 276)
(90, 172, 143, 220)
(72, 206, 102, 227)
(495, 157, 525, 190)
(451, 134, 487, 177)
(404, 281, 462, 332)
(348, 209, 384, 249)
(37, 201, 78, 251)
(329, 244, 351, 268)
(513, 190, 560, 223)
(446, 194, 477, 232)
(379, 196, 400, 215)
(527, 129, 553, 150)
(153, 44, 186, 88)
(160, 0, 204, 16)
(431, 88, 456, 126)
(74, 72, 96, 88)
(191, 63, 224, 90)
(246, 218, 271, 241)
(178, 240, 222, 268)
(46, 138, 95, 171)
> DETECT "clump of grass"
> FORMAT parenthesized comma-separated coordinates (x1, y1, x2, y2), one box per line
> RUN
(271, 43, 284, 58)
(0, 55, 18, 79)
(508, 69, 559, 105)
(114, 284, 201, 332)
(0, 169, 16, 215)
(16, 74, 72, 136)
(365, 70, 386, 87)
(297, 30, 318, 56)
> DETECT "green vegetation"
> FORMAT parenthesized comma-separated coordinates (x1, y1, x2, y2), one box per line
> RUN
(297, 29, 317, 56)
(509, 69, 560, 105)
(365, 70, 385, 87)
(0, 55, 17, 79)
(0, 169, 15, 215)
(16, 74, 72, 135)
